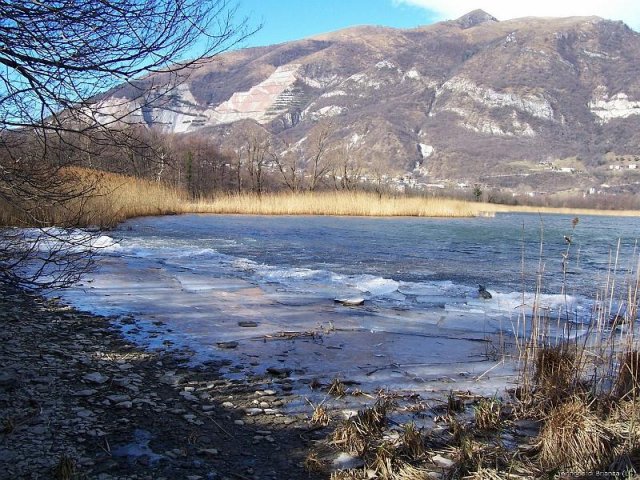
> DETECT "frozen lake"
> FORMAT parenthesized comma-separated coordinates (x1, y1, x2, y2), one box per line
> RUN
(60, 213, 640, 397)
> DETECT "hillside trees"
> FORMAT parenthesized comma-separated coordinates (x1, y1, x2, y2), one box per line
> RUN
(0, 0, 254, 287)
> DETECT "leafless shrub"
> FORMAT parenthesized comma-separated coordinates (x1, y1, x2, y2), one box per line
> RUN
(0, 0, 255, 288)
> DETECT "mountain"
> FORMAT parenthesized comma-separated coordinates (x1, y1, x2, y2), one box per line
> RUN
(98, 10, 640, 197)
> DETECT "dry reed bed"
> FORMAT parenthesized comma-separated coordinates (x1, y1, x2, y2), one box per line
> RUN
(3, 167, 640, 229)
(189, 192, 480, 218)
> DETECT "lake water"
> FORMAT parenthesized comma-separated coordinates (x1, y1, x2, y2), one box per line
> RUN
(61, 213, 640, 396)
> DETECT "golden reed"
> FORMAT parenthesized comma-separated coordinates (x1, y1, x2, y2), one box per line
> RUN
(2, 167, 638, 228)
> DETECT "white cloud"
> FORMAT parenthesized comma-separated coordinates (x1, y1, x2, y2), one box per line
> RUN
(395, 0, 640, 31)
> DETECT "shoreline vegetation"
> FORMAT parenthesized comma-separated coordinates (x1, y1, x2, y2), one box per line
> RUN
(2, 168, 640, 229)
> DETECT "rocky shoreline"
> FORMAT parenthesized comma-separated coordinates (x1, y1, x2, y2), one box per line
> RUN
(0, 285, 325, 480)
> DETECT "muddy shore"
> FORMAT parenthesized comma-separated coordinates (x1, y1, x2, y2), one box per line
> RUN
(0, 285, 327, 480)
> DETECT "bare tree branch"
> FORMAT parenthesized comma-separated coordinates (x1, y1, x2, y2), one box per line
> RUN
(0, 0, 256, 288)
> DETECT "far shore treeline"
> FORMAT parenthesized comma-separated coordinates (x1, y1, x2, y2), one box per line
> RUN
(2, 165, 639, 230)
(1, 125, 639, 229)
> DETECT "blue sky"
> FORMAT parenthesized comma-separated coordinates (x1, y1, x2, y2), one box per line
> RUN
(235, 0, 639, 49)
(236, 0, 439, 48)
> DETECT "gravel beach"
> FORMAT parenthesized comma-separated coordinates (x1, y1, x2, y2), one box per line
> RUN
(0, 285, 325, 480)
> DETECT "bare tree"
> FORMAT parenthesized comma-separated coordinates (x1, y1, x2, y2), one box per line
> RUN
(331, 143, 362, 191)
(305, 123, 333, 191)
(271, 142, 303, 193)
(0, 0, 255, 288)
(244, 132, 270, 195)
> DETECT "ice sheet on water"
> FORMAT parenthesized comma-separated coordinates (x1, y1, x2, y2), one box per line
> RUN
(351, 275, 400, 296)
(487, 291, 591, 323)
(10, 227, 119, 253)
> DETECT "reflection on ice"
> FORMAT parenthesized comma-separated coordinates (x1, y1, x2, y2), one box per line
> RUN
(52, 209, 640, 411)
(57, 226, 606, 400)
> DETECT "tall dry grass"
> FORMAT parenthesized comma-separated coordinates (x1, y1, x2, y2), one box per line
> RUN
(1, 168, 188, 228)
(2, 168, 490, 228)
(189, 191, 482, 218)
(3, 167, 639, 229)
(509, 220, 640, 474)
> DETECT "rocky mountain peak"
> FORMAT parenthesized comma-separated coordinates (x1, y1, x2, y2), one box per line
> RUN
(454, 9, 499, 29)
(99, 13, 640, 198)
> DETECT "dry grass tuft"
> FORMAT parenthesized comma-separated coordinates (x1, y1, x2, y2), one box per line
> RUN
(370, 442, 397, 479)
(359, 398, 393, 434)
(447, 391, 465, 415)
(310, 402, 331, 427)
(328, 378, 347, 398)
(463, 468, 531, 480)
(615, 350, 640, 400)
(474, 398, 503, 431)
(369, 441, 432, 480)
(331, 420, 369, 457)
(607, 399, 640, 471)
(303, 451, 326, 473)
(392, 463, 432, 480)
(448, 416, 468, 447)
(401, 423, 426, 460)
(330, 398, 392, 456)
(532, 344, 578, 407)
(537, 398, 614, 471)
(52, 455, 76, 480)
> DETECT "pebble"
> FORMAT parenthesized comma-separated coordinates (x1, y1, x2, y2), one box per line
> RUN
(179, 391, 199, 402)
(199, 448, 219, 456)
(83, 372, 109, 384)
(107, 394, 131, 403)
(0, 371, 17, 387)
(112, 377, 131, 387)
(266, 367, 291, 377)
(432, 454, 455, 468)
(238, 321, 258, 327)
(74, 389, 98, 396)
(158, 372, 183, 386)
